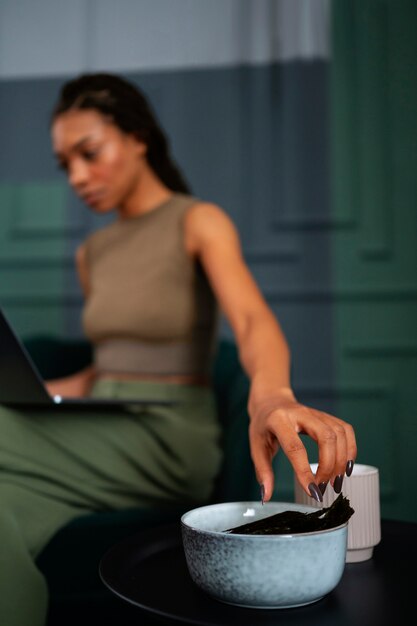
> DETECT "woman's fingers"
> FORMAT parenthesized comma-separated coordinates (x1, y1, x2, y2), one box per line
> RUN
(311, 412, 347, 490)
(273, 416, 324, 501)
(250, 403, 357, 503)
(250, 416, 321, 503)
(248, 426, 279, 503)
(312, 413, 357, 493)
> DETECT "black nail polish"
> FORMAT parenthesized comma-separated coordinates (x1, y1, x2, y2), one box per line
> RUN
(260, 484, 265, 505)
(333, 474, 344, 493)
(319, 481, 328, 496)
(308, 482, 323, 503)
(346, 460, 354, 477)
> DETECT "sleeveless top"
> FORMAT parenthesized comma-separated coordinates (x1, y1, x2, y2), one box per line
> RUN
(82, 194, 219, 376)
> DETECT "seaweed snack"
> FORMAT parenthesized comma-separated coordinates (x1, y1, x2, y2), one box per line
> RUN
(225, 493, 355, 535)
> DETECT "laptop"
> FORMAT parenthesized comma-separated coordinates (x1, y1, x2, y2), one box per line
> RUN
(0, 308, 175, 410)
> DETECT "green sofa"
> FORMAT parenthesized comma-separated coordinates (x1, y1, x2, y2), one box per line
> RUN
(22, 337, 258, 625)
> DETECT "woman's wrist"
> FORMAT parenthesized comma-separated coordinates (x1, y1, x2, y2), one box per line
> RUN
(248, 384, 297, 419)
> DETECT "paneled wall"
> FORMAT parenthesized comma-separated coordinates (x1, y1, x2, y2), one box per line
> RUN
(1, 0, 416, 521)
(331, 0, 417, 522)
(0, 0, 334, 506)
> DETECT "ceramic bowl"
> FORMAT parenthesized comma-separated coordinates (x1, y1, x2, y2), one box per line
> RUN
(181, 501, 348, 609)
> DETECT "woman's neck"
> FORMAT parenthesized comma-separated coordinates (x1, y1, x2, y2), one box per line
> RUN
(117, 165, 174, 219)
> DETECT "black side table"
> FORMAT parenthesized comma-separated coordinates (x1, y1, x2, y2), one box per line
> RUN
(99, 518, 416, 626)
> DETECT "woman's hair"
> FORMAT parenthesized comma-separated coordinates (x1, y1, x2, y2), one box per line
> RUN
(51, 72, 191, 194)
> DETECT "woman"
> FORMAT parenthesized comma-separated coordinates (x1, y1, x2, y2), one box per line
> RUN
(0, 73, 356, 626)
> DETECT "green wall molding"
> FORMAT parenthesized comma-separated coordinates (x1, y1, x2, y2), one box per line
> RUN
(331, 0, 417, 522)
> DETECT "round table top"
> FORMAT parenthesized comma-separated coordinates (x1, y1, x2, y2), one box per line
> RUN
(99, 518, 416, 626)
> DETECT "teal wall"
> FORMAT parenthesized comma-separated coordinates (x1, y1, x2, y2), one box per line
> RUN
(331, 0, 417, 522)
(1, 0, 416, 522)
(0, 62, 335, 507)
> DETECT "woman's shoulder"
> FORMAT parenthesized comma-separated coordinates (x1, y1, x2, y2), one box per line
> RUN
(184, 200, 240, 253)
(186, 199, 236, 231)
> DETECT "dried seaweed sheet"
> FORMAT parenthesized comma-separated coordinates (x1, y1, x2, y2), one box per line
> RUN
(225, 494, 355, 535)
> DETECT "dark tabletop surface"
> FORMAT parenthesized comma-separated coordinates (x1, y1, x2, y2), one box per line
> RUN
(99, 518, 416, 626)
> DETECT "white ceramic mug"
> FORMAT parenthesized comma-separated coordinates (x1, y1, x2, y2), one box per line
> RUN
(294, 463, 381, 563)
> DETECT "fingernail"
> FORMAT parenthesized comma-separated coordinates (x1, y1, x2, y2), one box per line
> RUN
(308, 482, 323, 503)
(333, 474, 344, 493)
(319, 481, 328, 496)
(346, 460, 354, 477)
(260, 484, 265, 505)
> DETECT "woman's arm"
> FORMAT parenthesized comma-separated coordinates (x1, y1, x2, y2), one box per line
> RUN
(185, 203, 357, 503)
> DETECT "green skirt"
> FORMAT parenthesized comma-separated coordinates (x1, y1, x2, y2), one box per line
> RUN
(0, 379, 222, 626)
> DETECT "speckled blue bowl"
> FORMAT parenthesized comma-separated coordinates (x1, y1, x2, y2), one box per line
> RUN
(181, 501, 348, 609)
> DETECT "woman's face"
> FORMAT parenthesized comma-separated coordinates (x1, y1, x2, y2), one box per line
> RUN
(51, 109, 146, 212)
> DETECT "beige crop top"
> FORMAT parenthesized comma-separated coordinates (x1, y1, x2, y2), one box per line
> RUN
(82, 194, 219, 376)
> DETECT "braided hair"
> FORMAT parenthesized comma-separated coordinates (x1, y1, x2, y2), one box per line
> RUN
(51, 73, 191, 194)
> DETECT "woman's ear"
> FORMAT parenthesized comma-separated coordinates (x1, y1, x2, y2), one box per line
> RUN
(131, 132, 147, 157)
(137, 139, 147, 155)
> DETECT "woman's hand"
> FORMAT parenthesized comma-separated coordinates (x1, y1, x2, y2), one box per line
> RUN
(248, 388, 357, 503)
(45, 366, 96, 399)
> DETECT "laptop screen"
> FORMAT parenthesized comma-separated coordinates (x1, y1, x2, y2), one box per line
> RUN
(0, 309, 51, 404)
